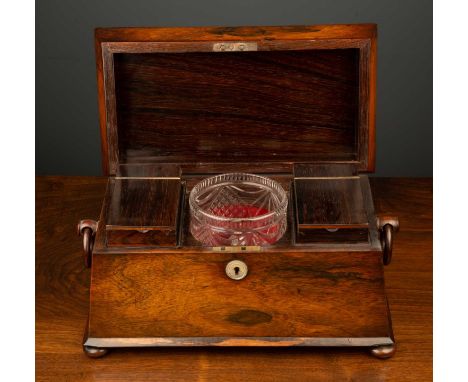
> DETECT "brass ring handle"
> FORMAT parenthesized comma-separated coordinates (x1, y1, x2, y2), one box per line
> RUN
(381, 224, 393, 266)
(377, 216, 399, 266)
(82, 227, 93, 254)
(77, 220, 98, 268)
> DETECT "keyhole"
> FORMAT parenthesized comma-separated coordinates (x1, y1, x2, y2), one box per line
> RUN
(225, 260, 248, 280)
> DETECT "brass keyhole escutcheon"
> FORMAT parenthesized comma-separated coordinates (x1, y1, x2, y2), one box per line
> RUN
(225, 260, 248, 280)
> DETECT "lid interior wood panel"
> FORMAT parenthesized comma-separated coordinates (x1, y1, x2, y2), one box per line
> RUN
(113, 49, 360, 165)
(95, 25, 376, 175)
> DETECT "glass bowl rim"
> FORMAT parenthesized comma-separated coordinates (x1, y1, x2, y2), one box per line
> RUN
(189, 172, 288, 223)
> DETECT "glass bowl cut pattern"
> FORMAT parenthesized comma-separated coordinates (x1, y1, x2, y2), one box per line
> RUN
(189, 173, 288, 247)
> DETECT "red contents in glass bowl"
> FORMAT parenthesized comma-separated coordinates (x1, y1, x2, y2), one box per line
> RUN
(210, 204, 279, 244)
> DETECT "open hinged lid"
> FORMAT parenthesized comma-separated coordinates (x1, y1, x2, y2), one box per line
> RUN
(95, 24, 377, 176)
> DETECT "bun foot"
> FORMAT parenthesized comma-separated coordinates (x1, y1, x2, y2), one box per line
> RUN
(83, 345, 108, 358)
(370, 344, 396, 359)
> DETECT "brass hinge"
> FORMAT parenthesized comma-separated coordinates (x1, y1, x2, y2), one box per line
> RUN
(211, 245, 262, 253)
(212, 42, 258, 52)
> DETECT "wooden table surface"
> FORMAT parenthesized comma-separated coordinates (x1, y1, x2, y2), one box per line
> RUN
(36, 177, 432, 382)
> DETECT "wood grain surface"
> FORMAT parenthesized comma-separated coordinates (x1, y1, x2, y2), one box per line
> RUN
(106, 178, 181, 246)
(294, 163, 358, 177)
(36, 177, 432, 381)
(296, 180, 367, 229)
(113, 49, 359, 164)
(95, 24, 378, 42)
(88, 250, 389, 340)
(294, 164, 369, 244)
(95, 25, 377, 175)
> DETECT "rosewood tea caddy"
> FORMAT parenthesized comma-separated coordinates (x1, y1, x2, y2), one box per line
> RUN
(78, 24, 399, 359)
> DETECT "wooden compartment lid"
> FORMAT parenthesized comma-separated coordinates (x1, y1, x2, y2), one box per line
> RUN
(95, 24, 377, 175)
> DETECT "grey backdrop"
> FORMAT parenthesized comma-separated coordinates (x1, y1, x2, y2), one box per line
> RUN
(36, 0, 432, 176)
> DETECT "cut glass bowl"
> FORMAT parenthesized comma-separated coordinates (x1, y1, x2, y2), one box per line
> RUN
(189, 173, 288, 246)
